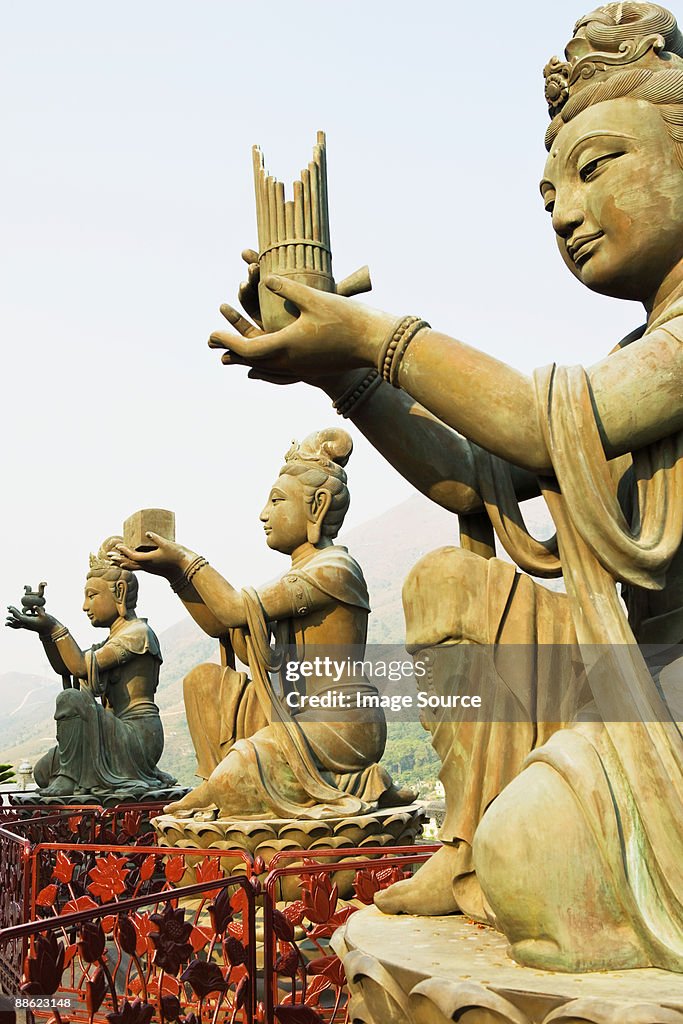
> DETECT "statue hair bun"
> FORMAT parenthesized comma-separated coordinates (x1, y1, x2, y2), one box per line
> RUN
(283, 427, 353, 471)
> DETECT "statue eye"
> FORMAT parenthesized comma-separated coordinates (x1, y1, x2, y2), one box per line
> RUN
(579, 151, 623, 182)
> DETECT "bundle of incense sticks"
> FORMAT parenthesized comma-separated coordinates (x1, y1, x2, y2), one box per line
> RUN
(252, 130, 333, 281)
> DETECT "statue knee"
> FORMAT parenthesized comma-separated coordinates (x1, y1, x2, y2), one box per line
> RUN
(183, 662, 222, 700)
(54, 688, 92, 720)
(403, 546, 491, 648)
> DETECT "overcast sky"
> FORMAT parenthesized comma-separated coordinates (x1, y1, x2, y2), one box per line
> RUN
(2, 1, 643, 675)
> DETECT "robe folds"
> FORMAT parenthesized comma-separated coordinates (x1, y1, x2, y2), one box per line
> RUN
(34, 618, 176, 797)
(405, 290, 683, 969)
(183, 545, 394, 819)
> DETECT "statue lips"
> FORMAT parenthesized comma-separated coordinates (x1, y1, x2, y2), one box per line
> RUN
(567, 230, 604, 265)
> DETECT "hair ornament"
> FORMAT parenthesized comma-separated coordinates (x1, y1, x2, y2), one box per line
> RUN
(283, 429, 352, 479)
(88, 536, 127, 573)
(544, 3, 683, 119)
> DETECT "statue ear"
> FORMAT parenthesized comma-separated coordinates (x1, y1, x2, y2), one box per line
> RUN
(306, 489, 332, 545)
(113, 578, 127, 609)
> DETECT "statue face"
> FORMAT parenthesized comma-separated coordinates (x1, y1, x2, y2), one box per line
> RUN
(260, 473, 310, 554)
(541, 98, 683, 303)
(83, 576, 119, 627)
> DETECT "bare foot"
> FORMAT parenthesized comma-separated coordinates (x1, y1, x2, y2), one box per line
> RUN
(377, 785, 417, 808)
(42, 775, 76, 797)
(164, 780, 214, 815)
(374, 843, 461, 916)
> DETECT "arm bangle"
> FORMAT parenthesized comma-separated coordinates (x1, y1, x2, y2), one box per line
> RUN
(333, 370, 381, 418)
(170, 556, 209, 594)
(46, 625, 69, 642)
(377, 316, 430, 386)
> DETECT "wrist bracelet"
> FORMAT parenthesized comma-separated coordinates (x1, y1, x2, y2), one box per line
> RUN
(170, 556, 209, 594)
(377, 316, 430, 386)
(333, 370, 381, 418)
(46, 625, 69, 642)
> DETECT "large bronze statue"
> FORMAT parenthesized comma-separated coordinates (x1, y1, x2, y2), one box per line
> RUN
(5, 541, 176, 799)
(208, 2, 683, 975)
(115, 428, 405, 819)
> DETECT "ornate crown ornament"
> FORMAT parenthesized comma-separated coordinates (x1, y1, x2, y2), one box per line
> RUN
(544, 2, 683, 118)
(88, 535, 126, 572)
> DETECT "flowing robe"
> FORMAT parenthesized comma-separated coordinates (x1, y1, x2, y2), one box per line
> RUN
(470, 294, 683, 970)
(34, 618, 176, 797)
(183, 545, 394, 819)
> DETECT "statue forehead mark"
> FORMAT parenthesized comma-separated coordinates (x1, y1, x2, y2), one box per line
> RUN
(543, 128, 636, 188)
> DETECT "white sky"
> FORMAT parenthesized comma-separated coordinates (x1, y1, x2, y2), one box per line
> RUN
(2, 1, 643, 675)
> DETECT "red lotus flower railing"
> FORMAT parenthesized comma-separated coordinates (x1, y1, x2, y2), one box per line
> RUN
(0, 805, 439, 1024)
(0, 873, 258, 1024)
(261, 844, 440, 1024)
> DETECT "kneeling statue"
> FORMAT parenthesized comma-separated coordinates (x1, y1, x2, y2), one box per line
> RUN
(6, 541, 176, 799)
(115, 428, 406, 819)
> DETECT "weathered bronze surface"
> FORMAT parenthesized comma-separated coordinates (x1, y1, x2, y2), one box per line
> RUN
(115, 429, 409, 820)
(6, 537, 177, 800)
(209, 0, 683, 978)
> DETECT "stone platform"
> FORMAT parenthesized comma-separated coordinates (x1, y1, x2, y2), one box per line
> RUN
(9, 786, 188, 808)
(153, 804, 426, 898)
(333, 907, 683, 1022)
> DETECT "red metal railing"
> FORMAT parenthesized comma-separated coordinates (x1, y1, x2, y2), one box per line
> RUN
(0, 873, 258, 1024)
(261, 844, 440, 1023)
(0, 805, 438, 1024)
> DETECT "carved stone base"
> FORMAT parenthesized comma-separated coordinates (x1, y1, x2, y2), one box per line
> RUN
(10, 786, 188, 808)
(333, 907, 683, 1023)
(153, 804, 426, 899)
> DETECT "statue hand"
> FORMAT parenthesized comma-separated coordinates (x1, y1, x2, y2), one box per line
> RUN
(5, 605, 56, 634)
(209, 274, 391, 379)
(112, 533, 194, 578)
(212, 252, 345, 387)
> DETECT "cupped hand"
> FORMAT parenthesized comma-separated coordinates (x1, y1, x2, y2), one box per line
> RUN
(209, 274, 392, 380)
(6, 605, 56, 634)
(112, 533, 195, 578)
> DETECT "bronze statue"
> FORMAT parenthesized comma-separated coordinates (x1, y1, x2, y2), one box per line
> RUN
(208, 2, 683, 974)
(115, 428, 406, 819)
(6, 540, 176, 799)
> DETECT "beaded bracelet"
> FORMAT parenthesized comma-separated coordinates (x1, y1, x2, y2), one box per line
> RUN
(170, 556, 209, 594)
(377, 316, 430, 386)
(333, 369, 382, 418)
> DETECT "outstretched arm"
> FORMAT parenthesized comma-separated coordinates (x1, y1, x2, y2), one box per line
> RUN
(212, 277, 683, 473)
(211, 259, 539, 510)
(321, 372, 540, 513)
(115, 534, 333, 631)
(5, 606, 122, 679)
(113, 536, 239, 637)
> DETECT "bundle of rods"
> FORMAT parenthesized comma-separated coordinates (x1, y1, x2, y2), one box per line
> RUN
(252, 130, 332, 278)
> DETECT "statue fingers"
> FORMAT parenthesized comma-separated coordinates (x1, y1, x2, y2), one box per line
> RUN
(247, 368, 301, 385)
(221, 350, 251, 366)
(237, 279, 263, 328)
(210, 330, 280, 363)
(241, 247, 259, 266)
(6, 608, 26, 628)
(261, 273, 316, 310)
(219, 303, 262, 339)
(112, 543, 147, 567)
